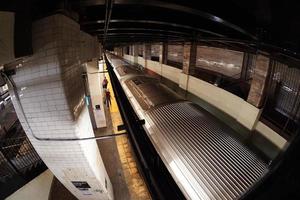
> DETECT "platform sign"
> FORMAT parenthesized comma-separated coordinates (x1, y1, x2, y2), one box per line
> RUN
(95, 104, 101, 110)
(85, 95, 91, 106)
(71, 181, 92, 195)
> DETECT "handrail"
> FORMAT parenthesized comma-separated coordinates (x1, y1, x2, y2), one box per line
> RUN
(1, 71, 127, 142)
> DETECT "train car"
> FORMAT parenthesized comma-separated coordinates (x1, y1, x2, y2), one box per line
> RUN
(105, 53, 268, 200)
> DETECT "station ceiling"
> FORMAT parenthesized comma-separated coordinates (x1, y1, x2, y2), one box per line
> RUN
(1, 0, 300, 65)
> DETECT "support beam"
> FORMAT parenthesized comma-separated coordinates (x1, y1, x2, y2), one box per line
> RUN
(182, 42, 197, 75)
(75, 0, 255, 39)
(161, 43, 168, 64)
(247, 55, 271, 107)
(144, 44, 151, 61)
(143, 44, 151, 69)
(178, 42, 197, 96)
(83, 19, 224, 37)
(132, 44, 139, 63)
(114, 47, 123, 56)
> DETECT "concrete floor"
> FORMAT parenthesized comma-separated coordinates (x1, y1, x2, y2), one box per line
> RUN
(7, 170, 53, 200)
(48, 177, 77, 200)
(95, 106, 131, 200)
(98, 68, 151, 200)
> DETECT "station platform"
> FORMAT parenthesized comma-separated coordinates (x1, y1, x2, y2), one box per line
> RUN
(48, 61, 150, 200)
(96, 63, 150, 200)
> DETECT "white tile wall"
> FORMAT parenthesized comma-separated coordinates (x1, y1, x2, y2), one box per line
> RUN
(9, 14, 113, 200)
(86, 61, 107, 128)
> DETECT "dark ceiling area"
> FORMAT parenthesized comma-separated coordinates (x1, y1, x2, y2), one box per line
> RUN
(1, 0, 300, 65)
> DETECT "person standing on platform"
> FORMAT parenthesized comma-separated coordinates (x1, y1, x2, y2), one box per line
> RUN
(103, 89, 106, 105)
(102, 76, 108, 89)
(105, 89, 111, 108)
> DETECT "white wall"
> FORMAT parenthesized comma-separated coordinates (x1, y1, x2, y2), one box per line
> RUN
(86, 61, 107, 128)
(179, 73, 189, 90)
(9, 14, 113, 200)
(161, 64, 181, 85)
(124, 54, 134, 63)
(138, 56, 145, 67)
(254, 121, 287, 149)
(146, 60, 182, 86)
(187, 76, 260, 130)
(147, 60, 161, 75)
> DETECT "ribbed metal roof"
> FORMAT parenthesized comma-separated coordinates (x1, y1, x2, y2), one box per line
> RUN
(145, 102, 268, 200)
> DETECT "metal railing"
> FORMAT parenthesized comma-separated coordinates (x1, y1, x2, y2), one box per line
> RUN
(0, 120, 43, 183)
(261, 60, 300, 139)
(0, 135, 42, 182)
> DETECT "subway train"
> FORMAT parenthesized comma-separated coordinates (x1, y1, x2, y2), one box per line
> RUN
(105, 52, 268, 200)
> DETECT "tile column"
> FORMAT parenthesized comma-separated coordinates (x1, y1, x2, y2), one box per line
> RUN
(161, 43, 168, 64)
(114, 47, 123, 57)
(182, 42, 197, 75)
(114, 47, 118, 56)
(132, 45, 139, 64)
(179, 42, 197, 94)
(247, 54, 271, 107)
(7, 14, 113, 200)
(144, 44, 151, 68)
(123, 46, 127, 55)
(159, 44, 163, 64)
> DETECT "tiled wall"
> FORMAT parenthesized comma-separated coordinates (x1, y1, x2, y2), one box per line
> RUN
(151, 44, 160, 57)
(137, 45, 144, 57)
(8, 14, 113, 200)
(196, 46, 244, 78)
(138, 56, 145, 67)
(124, 54, 135, 63)
(247, 55, 270, 107)
(86, 61, 107, 128)
(167, 44, 183, 64)
(161, 64, 181, 85)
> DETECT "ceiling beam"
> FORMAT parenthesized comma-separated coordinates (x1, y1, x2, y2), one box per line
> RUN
(98, 33, 184, 39)
(104, 37, 184, 44)
(195, 38, 300, 62)
(101, 37, 184, 46)
(82, 19, 225, 37)
(90, 28, 191, 36)
(98, 34, 184, 41)
(103, 0, 114, 44)
(73, 0, 256, 39)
